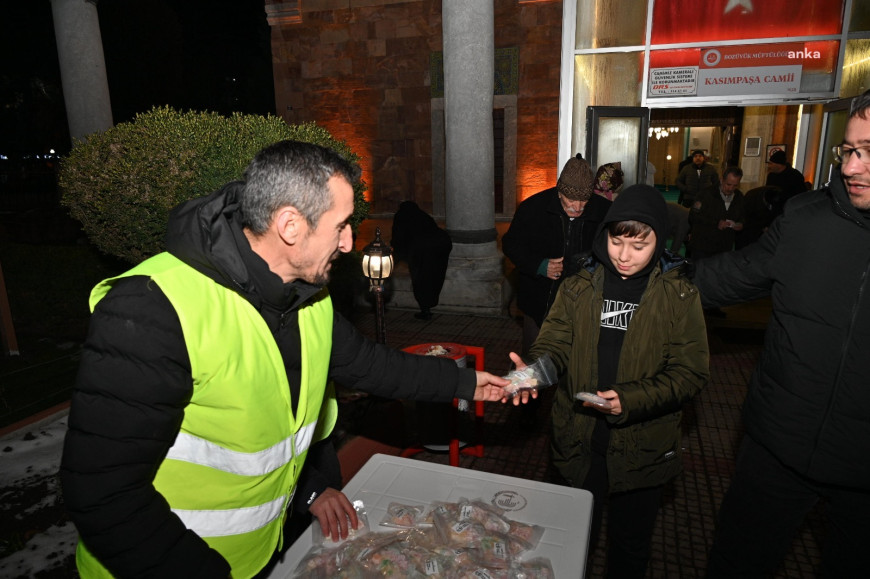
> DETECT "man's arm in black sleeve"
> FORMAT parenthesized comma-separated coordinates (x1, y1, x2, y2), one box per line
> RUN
(692, 217, 778, 308)
(327, 313, 477, 402)
(60, 276, 231, 578)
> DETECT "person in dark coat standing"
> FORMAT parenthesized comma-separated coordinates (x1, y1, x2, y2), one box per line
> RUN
(765, 149, 805, 219)
(503, 154, 611, 425)
(734, 185, 778, 249)
(688, 166, 745, 260)
(676, 149, 719, 208)
(696, 89, 870, 578)
(390, 201, 452, 320)
(503, 154, 611, 352)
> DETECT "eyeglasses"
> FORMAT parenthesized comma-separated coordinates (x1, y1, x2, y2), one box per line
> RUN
(832, 145, 870, 165)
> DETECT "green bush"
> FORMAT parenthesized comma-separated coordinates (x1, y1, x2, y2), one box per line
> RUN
(59, 106, 370, 264)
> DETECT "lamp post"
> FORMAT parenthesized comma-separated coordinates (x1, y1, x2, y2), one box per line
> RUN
(361, 227, 394, 344)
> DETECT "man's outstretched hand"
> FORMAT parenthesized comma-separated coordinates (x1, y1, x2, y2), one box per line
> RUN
(474, 370, 537, 404)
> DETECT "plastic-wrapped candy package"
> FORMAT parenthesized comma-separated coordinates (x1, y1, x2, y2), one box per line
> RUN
(472, 533, 512, 569)
(457, 498, 511, 533)
(426, 499, 459, 522)
(430, 497, 511, 534)
(291, 542, 365, 579)
(574, 391, 613, 409)
(507, 519, 545, 550)
(351, 528, 451, 578)
(433, 516, 532, 559)
(511, 557, 556, 579)
(502, 355, 559, 398)
(378, 502, 427, 529)
(434, 518, 490, 549)
(357, 534, 426, 578)
(450, 561, 513, 579)
(311, 499, 370, 548)
(430, 545, 477, 569)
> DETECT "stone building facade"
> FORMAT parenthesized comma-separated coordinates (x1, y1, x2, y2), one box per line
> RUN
(266, 0, 563, 217)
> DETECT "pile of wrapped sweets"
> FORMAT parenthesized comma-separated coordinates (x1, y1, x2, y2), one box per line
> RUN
(292, 497, 554, 578)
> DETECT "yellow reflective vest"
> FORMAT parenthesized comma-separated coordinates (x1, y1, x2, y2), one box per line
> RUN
(76, 252, 337, 578)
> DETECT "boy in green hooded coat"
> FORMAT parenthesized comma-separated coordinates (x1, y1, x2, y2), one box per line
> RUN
(510, 184, 710, 577)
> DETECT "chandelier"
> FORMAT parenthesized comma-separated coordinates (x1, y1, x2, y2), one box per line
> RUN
(648, 126, 680, 140)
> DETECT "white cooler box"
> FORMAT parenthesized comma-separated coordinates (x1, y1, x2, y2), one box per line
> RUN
(269, 453, 593, 577)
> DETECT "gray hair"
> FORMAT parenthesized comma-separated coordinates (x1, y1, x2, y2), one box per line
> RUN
(849, 89, 870, 120)
(240, 140, 360, 234)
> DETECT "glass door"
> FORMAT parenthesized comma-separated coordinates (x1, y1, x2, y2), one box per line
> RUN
(586, 106, 650, 188)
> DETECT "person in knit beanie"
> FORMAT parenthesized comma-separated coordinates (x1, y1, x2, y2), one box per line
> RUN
(503, 154, 612, 427)
(557, 154, 595, 202)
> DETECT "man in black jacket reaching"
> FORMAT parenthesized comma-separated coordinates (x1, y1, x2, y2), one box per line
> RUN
(695, 89, 870, 578)
(60, 140, 525, 578)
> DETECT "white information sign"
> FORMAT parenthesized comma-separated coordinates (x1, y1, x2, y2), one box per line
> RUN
(697, 65, 802, 96)
(649, 67, 699, 96)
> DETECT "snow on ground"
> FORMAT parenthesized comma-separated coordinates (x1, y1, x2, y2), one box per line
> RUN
(0, 413, 78, 578)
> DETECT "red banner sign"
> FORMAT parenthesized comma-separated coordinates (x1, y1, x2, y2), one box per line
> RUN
(651, 0, 845, 45)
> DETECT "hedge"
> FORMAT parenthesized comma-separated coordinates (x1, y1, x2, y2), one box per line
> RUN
(60, 106, 369, 264)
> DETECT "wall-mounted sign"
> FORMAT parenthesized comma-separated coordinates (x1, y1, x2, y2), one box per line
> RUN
(744, 137, 762, 157)
(649, 68, 698, 96)
(648, 40, 839, 101)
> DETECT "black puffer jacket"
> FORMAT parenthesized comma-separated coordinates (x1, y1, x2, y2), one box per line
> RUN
(694, 169, 870, 490)
(60, 183, 477, 577)
(503, 187, 611, 326)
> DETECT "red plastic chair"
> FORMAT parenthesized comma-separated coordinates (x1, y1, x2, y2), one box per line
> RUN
(400, 343, 486, 467)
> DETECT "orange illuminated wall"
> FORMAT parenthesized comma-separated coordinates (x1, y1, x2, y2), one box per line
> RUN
(267, 0, 562, 215)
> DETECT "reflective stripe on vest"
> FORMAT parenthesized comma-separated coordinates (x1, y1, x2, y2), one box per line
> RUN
(172, 496, 287, 537)
(165, 422, 315, 478)
(79, 252, 336, 579)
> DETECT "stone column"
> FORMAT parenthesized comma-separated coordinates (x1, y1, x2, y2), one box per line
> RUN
(439, 0, 507, 316)
(51, 0, 113, 143)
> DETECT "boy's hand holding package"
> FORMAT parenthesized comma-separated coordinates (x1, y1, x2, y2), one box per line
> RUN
(505, 353, 558, 405)
(576, 390, 622, 415)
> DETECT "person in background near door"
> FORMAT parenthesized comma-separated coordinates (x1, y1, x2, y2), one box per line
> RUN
(765, 149, 805, 219)
(688, 166, 745, 260)
(511, 185, 709, 578)
(593, 162, 624, 201)
(676, 149, 719, 208)
(390, 201, 452, 321)
(646, 161, 656, 187)
(646, 161, 657, 187)
(503, 154, 611, 426)
(665, 201, 691, 255)
(734, 186, 778, 250)
(678, 154, 694, 173)
(697, 89, 870, 579)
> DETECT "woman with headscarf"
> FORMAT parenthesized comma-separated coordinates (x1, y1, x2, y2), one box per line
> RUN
(593, 162, 624, 201)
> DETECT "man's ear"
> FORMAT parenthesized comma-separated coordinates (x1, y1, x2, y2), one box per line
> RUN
(275, 206, 303, 245)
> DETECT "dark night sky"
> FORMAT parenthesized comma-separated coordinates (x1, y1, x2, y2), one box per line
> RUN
(1, 0, 275, 157)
